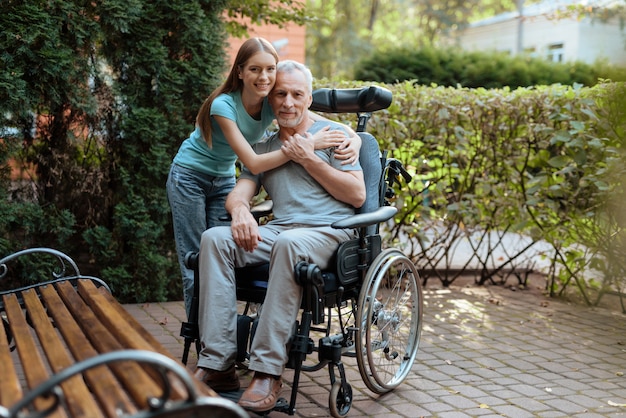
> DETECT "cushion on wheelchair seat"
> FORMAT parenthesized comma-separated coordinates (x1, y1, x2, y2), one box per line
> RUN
(235, 264, 271, 304)
(234, 236, 382, 303)
(235, 263, 340, 299)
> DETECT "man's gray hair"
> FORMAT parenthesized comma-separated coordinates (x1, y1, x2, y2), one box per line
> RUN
(276, 60, 313, 93)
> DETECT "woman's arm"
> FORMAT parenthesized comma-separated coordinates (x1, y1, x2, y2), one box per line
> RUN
(308, 111, 362, 165)
(215, 116, 287, 175)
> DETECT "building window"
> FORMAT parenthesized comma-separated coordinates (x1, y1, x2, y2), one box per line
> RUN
(524, 47, 537, 58)
(547, 43, 564, 62)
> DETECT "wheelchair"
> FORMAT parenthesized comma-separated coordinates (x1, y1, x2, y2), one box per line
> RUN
(180, 85, 423, 418)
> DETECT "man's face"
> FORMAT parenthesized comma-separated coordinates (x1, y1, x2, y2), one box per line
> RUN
(269, 69, 312, 129)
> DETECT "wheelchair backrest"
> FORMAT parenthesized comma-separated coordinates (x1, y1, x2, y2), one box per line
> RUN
(356, 132, 383, 236)
(310, 85, 393, 236)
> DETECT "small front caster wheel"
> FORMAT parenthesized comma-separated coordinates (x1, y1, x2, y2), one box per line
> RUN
(329, 381, 352, 418)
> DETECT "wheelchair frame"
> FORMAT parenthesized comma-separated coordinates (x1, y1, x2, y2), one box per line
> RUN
(180, 86, 423, 418)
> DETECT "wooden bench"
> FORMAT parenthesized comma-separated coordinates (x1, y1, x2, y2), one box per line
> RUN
(0, 248, 246, 418)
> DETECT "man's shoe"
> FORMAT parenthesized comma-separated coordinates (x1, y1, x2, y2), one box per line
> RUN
(193, 365, 240, 392)
(238, 372, 282, 412)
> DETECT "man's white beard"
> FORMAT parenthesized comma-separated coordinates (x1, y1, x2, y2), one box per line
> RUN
(277, 116, 301, 129)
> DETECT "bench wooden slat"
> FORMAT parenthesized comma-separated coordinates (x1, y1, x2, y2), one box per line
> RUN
(3, 292, 66, 418)
(54, 280, 164, 410)
(96, 285, 175, 356)
(76, 280, 191, 401)
(77, 280, 161, 353)
(93, 285, 219, 399)
(0, 296, 22, 407)
(81, 280, 217, 400)
(39, 284, 136, 418)
(22, 289, 104, 418)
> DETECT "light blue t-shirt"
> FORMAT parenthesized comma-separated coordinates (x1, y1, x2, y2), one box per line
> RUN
(172, 91, 276, 177)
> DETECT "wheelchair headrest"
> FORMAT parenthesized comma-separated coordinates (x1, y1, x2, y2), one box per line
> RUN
(309, 86, 392, 113)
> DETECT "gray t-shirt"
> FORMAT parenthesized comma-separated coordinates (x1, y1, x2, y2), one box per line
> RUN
(240, 121, 362, 226)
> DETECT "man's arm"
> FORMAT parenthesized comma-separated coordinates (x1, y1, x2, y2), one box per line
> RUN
(225, 178, 263, 252)
(281, 133, 366, 208)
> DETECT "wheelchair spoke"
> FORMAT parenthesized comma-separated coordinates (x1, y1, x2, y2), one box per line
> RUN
(356, 249, 423, 394)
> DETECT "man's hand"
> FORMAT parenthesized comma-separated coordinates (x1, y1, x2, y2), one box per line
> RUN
(281, 132, 316, 164)
(225, 178, 262, 252)
(230, 205, 262, 252)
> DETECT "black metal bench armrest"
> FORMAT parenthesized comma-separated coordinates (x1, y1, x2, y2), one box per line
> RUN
(1, 350, 247, 418)
(331, 206, 398, 230)
(0, 247, 81, 282)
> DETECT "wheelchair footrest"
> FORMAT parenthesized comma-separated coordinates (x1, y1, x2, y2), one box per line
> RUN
(272, 398, 291, 415)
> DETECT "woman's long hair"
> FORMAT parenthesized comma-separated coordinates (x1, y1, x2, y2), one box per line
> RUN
(196, 37, 279, 148)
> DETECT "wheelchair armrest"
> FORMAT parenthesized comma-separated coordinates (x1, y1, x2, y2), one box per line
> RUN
(218, 200, 273, 222)
(330, 206, 397, 230)
(251, 199, 273, 218)
(309, 86, 392, 113)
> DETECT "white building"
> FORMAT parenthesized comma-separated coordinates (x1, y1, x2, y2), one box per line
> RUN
(452, 0, 626, 66)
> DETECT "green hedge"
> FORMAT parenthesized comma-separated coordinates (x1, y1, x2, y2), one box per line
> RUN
(353, 46, 626, 88)
(315, 78, 625, 308)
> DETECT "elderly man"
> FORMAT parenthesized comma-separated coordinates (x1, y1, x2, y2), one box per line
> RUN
(193, 60, 366, 413)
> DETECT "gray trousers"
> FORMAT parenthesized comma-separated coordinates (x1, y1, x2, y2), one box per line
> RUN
(196, 224, 354, 377)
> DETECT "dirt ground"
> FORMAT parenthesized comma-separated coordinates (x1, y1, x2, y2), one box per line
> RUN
(421, 271, 626, 315)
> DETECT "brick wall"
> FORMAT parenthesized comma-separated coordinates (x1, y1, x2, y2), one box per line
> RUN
(226, 21, 306, 66)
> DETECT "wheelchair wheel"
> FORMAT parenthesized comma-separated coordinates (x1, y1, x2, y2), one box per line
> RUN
(329, 381, 352, 418)
(355, 248, 422, 394)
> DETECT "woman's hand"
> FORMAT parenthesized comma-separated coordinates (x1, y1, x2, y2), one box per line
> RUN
(334, 130, 361, 166)
(310, 126, 346, 148)
(310, 125, 361, 166)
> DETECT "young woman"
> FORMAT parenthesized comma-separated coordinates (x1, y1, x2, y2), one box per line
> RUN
(167, 37, 359, 316)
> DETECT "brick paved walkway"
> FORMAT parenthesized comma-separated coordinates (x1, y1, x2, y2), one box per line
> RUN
(123, 282, 626, 418)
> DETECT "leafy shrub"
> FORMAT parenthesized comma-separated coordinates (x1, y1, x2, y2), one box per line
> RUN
(0, 0, 229, 303)
(315, 78, 625, 309)
(353, 46, 626, 88)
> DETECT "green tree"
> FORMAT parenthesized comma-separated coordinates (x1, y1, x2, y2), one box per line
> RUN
(306, 0, 539, 79)
(223, 0, 307, 37)
(0, 0, 305, 302)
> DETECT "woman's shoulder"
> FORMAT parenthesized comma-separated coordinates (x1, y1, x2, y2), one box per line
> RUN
(214, 91, 240, 106)
(211, 92, 240, 116)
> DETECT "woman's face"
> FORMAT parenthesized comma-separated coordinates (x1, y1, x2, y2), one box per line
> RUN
(239, 51, 277, 99)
